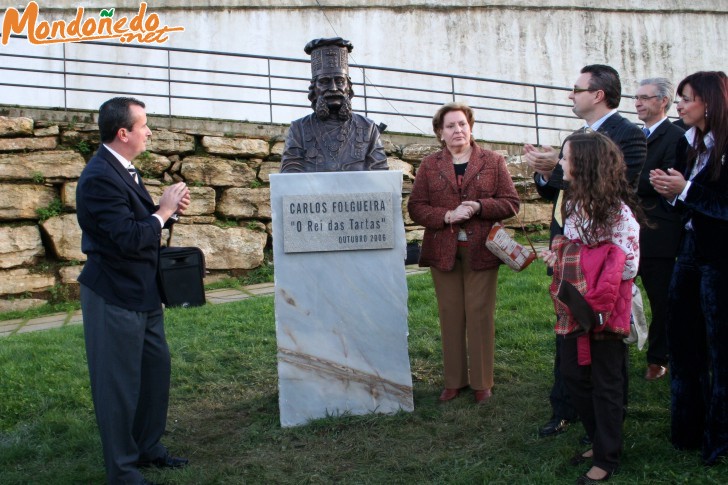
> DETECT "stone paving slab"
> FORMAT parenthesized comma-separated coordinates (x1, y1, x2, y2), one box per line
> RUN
(2, 268, 432, 337)
(1, 318, 24, 337)
(243, 282, 275, 292)
(205, 288, 246, 298)
(0, 318, 24, 330)
(67, 310, 83, 326)
(205, 288, 251, 304)
(16, 313, 67, 334)
(243, 284, 274, 296)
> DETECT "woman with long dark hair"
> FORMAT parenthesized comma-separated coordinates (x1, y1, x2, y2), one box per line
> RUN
(650, 71, 728, 465)
(541, 130, 642, 483)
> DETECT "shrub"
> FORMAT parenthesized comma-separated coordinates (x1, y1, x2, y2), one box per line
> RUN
(36, 198, 63, 222)
(75, 140, 91, 155)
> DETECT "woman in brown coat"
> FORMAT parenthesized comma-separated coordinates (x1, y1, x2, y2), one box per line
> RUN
(408, 102, 520, 404)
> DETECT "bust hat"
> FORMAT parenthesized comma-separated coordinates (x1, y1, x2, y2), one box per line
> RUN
(304, 37, 353, 78)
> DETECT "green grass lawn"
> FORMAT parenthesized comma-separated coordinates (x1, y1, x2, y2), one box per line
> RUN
(1, 262, 725, 484)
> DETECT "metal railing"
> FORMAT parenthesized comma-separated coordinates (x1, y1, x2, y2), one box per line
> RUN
(0, 35, 641, 146)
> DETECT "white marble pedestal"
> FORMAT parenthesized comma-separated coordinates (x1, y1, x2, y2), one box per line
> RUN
(270, 171, 413, 427)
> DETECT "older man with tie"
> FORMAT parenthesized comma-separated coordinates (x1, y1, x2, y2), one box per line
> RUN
(634, 78, 685, 381)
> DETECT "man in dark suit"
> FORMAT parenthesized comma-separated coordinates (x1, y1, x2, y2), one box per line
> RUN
(634, 78, 685, 381)
(76, 97, 191, 484)
(524, 65, 647, 439)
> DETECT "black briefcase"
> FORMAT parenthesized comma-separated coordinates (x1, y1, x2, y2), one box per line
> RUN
(158, 246, 206, 308)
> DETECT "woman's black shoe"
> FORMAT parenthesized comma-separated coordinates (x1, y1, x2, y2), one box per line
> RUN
(568, 450, 592, 466)
(575, 470, 612, 484)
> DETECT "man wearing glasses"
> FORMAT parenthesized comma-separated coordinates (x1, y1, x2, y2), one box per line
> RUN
(523, 64, 646, 439)
(634, 78, 685, 382)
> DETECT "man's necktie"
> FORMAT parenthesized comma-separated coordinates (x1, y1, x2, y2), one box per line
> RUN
(642, 127, 650, 138)
(127, 166, 139, 184)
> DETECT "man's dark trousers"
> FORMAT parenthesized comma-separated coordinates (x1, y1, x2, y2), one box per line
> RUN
(82, 285, 171, 484)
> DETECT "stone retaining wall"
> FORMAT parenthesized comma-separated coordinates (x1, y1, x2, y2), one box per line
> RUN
(0, 107, 550, 311)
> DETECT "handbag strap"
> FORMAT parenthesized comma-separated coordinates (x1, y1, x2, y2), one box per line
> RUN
(165, 212, 182, 247)
(166, 224, 174, 247)
(505, 201, 538, 255)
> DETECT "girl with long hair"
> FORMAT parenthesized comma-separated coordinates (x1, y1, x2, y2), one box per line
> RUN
(650, 70, 728, 465)
(541, 130, 641, 484)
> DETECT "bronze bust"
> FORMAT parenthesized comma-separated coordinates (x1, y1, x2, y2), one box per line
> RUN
(280, 37, 388, 173)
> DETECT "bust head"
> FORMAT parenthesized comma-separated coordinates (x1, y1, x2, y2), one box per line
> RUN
(304, 37, 355, 120)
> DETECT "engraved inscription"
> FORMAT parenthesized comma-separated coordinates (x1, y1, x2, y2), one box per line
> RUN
(282, 192, 395, 253)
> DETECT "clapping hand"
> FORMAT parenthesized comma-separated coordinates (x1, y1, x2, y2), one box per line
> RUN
(177, 189, 191, 214)
(523, 144, 559, 180)
(649, 168, 687, 199)
(158, 182, 190, 221)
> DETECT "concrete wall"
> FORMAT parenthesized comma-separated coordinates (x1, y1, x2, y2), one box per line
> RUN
(3, 1, 723, 88)
(1, 2, 725, 144)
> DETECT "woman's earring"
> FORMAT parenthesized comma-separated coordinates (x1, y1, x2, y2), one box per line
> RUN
(705, 109, 709, 118)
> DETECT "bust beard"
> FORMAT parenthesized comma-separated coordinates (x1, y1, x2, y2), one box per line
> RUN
(314, 95, 353, 121)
